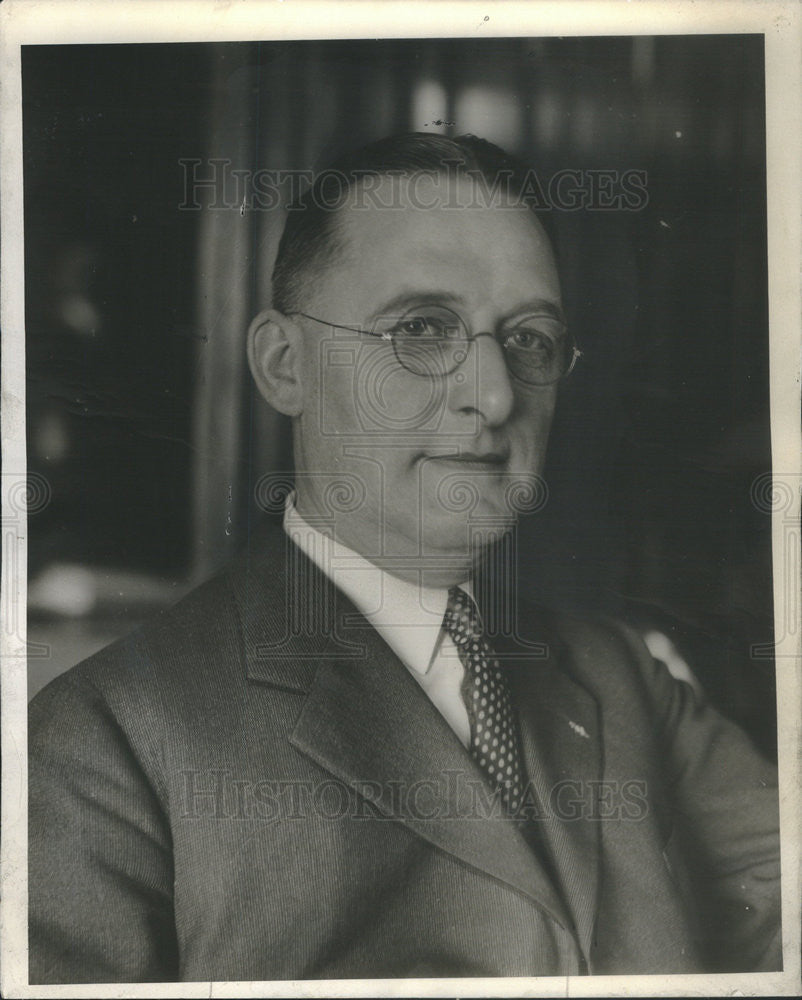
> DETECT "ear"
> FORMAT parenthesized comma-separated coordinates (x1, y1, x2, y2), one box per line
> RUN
(247, 309, 304, 417)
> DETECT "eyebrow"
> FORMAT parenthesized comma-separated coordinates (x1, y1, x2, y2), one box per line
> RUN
(368, 291, 566, 326)
(367, 290, 464, 323)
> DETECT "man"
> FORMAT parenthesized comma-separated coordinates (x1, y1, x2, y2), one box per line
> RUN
(29, 133, 781, 983)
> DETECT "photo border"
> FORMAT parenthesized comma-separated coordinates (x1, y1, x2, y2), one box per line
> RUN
(2, 2, 800, 997)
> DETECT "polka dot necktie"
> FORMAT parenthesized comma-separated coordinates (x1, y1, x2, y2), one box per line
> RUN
(443, 585, 525, 814)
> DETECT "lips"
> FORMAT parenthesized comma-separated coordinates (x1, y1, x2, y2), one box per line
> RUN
(422, 450, 509, 466)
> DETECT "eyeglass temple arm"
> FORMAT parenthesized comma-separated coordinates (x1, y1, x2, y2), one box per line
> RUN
(294, 311, 388, 339)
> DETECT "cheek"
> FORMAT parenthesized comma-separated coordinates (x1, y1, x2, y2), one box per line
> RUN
(517, 391, 556, 432)
(508, 394, 556, 462)
(352, 350, 447, 435)
(311, 361, 360, 438)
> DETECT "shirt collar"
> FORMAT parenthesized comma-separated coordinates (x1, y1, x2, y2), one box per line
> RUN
(283, 496, 471, 676)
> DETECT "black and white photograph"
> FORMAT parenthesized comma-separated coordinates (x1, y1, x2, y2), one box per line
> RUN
(1, 1, 800, 996)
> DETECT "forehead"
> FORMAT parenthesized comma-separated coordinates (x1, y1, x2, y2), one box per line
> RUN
(312, 173, 560, 317)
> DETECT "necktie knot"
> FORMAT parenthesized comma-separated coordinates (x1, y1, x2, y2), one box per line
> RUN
(444, 586, 484, 648)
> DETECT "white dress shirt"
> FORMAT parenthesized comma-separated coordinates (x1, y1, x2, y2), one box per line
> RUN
(284, 499, 472, 747)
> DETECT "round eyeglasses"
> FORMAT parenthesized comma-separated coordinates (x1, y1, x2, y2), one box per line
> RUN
(295, 303, 582, 385)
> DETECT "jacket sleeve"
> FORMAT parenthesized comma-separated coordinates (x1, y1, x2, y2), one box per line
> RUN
(615, 621, 783, 972)
(29, 667, 178, 984)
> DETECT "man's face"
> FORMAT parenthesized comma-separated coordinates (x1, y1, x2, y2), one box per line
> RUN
(291, 174, 561, 585)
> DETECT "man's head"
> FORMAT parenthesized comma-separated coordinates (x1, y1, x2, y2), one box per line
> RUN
(248, 133, 572, 586)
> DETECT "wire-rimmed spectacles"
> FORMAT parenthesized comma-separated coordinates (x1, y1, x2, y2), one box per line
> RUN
(295, 303, 582, 386)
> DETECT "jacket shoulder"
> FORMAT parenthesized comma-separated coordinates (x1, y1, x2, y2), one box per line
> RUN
(28, 567, 249, 779)
(533, 606, 696, 734)
(37, 569, 237, 699)
(533, 606, 656, 684)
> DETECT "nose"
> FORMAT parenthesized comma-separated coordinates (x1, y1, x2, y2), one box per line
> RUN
(448, 332, 515, 427)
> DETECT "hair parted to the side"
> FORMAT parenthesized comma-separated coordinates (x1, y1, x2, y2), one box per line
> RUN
(270, 132, 557, 316)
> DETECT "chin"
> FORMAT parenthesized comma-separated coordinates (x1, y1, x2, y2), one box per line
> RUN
(420, 508, 515, 559)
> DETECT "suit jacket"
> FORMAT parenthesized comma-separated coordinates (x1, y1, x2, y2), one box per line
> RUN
(28, 522, 782, 983)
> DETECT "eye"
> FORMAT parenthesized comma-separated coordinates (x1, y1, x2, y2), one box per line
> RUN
(391, 305, 464, 341)
(505, 327, 553, 355)
(510, 329, 540, 349)
(396, 315, 444, 338)
(502, 316, 564, 358)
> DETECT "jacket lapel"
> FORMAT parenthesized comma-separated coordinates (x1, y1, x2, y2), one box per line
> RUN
(290, 608, 572, 930)
(230, 524, 572, 931)
(232, 522, 366, 691)
(501, 610, 603, 959)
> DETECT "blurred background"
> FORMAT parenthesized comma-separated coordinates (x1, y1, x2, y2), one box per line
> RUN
(23, 36, 776, 754)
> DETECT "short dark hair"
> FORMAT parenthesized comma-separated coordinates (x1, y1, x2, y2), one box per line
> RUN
(270, 132, 556, 315)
